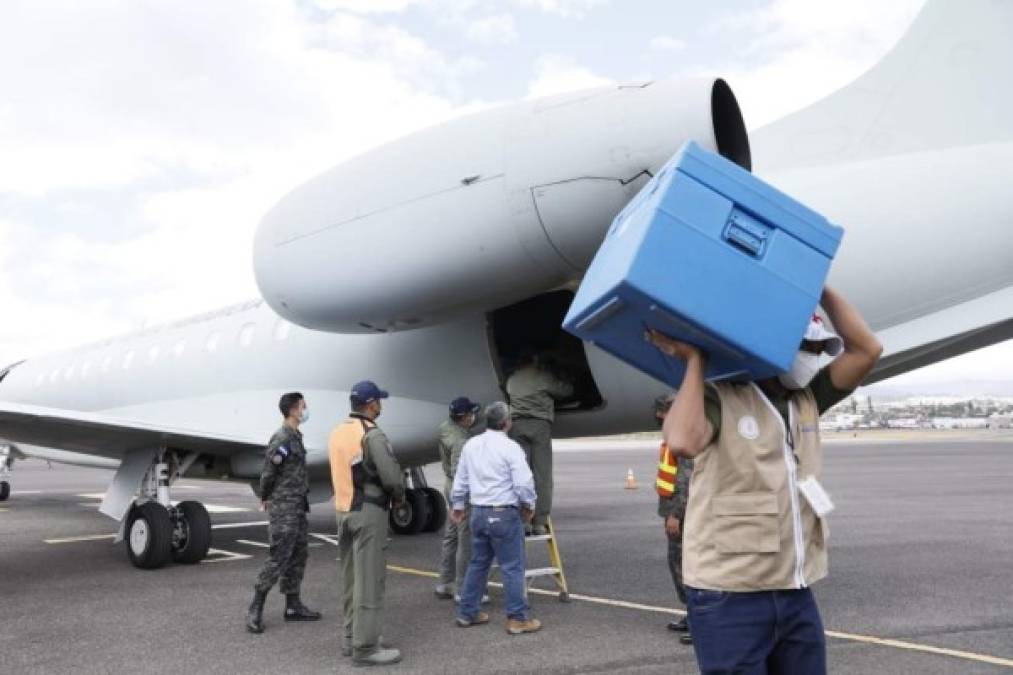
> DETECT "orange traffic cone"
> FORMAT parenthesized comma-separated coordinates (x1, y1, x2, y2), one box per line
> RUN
(625, 468, 638, 489)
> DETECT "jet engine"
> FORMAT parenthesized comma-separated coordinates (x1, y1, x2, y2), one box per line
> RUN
(254, 77, 750, 333)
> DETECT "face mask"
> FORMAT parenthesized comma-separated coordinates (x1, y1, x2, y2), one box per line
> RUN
(300, 408, 310, 423)
(778, 352, 820, 390)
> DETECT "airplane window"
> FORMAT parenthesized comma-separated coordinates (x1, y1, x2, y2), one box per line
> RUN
(81, 361, 92, 379)
(148, 345, 160, 364)
(274, 320, 290, 341)
(172, 340, 186, 358)
(123, 350, 135, 370)
(206, 331, 221, 352)
(239, 323, 256, 347)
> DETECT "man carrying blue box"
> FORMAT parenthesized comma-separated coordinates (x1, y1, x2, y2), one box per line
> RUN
(647, 286, 882, 675)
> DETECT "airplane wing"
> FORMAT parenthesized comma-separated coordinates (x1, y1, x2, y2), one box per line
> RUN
(0, 401, 264, 463)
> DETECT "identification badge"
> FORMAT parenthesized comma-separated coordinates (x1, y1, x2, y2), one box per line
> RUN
(797, 476, 834, 518)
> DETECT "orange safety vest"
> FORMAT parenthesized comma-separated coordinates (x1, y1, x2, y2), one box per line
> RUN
(655, 442, 677, 497)
(328, 416, 375, 512)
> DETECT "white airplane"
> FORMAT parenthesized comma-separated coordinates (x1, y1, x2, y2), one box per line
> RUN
(1, 0, 1011, 570)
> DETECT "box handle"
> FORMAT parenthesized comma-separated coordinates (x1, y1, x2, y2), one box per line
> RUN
(723, 210, 771, 258)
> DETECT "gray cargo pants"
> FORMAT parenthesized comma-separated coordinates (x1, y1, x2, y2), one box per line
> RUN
(509, 417, 553, 526)
(437, 483, 472, 590)
(337, 504, 388, 659)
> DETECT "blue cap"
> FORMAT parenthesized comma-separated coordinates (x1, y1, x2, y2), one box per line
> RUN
(350, 380, 389, 406)
(449, 396, 481, 417)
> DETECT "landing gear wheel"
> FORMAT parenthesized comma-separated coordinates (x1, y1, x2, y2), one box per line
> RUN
(0, 481, 9, 501)
(171, 500, 212, 564)
(126, 502, 173, 569)
(389, 488, 430, 535)
(421, 487, 448, 533)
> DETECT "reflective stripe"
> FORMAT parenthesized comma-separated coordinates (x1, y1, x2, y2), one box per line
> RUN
(656, 443, 677, 497)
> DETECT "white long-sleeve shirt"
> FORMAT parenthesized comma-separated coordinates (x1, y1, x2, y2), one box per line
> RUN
(451, 429, 536, 510)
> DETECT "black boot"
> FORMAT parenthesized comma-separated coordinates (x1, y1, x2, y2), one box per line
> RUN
(246, 589, 267, 634)
(668, 617, 689, 632)
(284, 593, 322, 621)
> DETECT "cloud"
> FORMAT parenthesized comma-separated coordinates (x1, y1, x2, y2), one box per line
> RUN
(465, 13, 518, 46)
(310, 0, 422, 13)
(701, 0, 926, 127)
(525, 54, 612, 99)
(0, 1, 482, 366)
(512, 0, 607, 18)
(649, 35, 687, 53)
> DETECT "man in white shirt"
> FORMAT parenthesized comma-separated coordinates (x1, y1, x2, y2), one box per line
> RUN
(450, 401, 543, 635)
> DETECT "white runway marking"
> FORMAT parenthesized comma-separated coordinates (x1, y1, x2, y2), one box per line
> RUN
(75, 494, 248, 513)
(211, 520, 269, 530)
(310, 533, 340, 546)
(45, 533, 115, 544)
(385, 564, 1013, 670)
(11, 490, 43, 495)
(236, 539, 270, 548)
(201, 548, 251, 564)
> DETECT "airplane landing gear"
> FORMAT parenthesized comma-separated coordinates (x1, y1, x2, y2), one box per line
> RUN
(0, 446, 14, 502)
(388, 467, 447, 535)
(122, 450, 212, 569)
(172, 500, 211, 564)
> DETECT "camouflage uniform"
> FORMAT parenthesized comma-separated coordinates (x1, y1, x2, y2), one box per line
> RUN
(659, 455, 694, 606)
(506, 365, 573, 526)
(254, 423, 311, 595)
(437, 418, 473, 591)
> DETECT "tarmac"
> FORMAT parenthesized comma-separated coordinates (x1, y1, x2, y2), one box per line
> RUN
(2, 435, 1012, 674)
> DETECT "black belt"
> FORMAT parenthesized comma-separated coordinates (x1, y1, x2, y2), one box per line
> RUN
(475, 504, 517, 510)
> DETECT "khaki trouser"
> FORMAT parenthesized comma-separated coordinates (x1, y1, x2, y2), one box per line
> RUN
(509, 417, 553, 525)
(438, 482, 471, 590)
(337, 504, 388, 658)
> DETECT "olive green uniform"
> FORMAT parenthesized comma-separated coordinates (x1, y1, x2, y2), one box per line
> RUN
(437, 419, 473, 591)
(506, 365, 573, 526)
(337, 418, 405, 660)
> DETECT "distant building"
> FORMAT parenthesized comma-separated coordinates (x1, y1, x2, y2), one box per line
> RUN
(988, 413, 1013, 430)
(930, 417, 988, 430)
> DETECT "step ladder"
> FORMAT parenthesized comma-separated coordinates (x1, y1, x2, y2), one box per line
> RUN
(523, 517, 570, 602)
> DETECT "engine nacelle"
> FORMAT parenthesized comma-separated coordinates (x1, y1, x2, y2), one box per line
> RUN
(254, 77, 750, 333)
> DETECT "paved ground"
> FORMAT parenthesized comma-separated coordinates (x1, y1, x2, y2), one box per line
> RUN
(2, 436, 1012, 674)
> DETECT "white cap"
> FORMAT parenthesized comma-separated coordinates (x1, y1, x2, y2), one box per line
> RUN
(804, 314, 843, 356)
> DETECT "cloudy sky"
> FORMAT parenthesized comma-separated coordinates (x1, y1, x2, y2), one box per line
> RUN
(0, 0, 1008, 390)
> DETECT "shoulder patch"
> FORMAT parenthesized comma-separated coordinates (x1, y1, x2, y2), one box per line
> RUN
(271, 445, 291, 465)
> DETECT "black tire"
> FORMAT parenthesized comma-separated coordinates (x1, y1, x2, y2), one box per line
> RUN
(171, 500, 212, 564)
(0, 481, 10, 501)
(389, 489, 430, 535)
(125, 502, 173, 569)
(421, 487, 447, 533)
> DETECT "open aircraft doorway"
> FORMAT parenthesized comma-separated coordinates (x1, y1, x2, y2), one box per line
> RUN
(488, 290, 605, 415)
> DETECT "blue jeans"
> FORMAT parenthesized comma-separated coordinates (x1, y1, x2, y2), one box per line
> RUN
(687, 586, 827, 675)
(457, 506, 528, 621)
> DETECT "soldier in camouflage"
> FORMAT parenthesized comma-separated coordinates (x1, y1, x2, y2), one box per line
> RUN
(654, 393, 694, 645)
(245, 392, 322, 634)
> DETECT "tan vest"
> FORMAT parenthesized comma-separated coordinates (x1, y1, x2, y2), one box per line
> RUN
(683, 382, 829, 592)
(328, 417, 374, 512)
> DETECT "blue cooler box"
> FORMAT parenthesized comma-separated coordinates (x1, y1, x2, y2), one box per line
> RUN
(563, 140, 844, 387)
